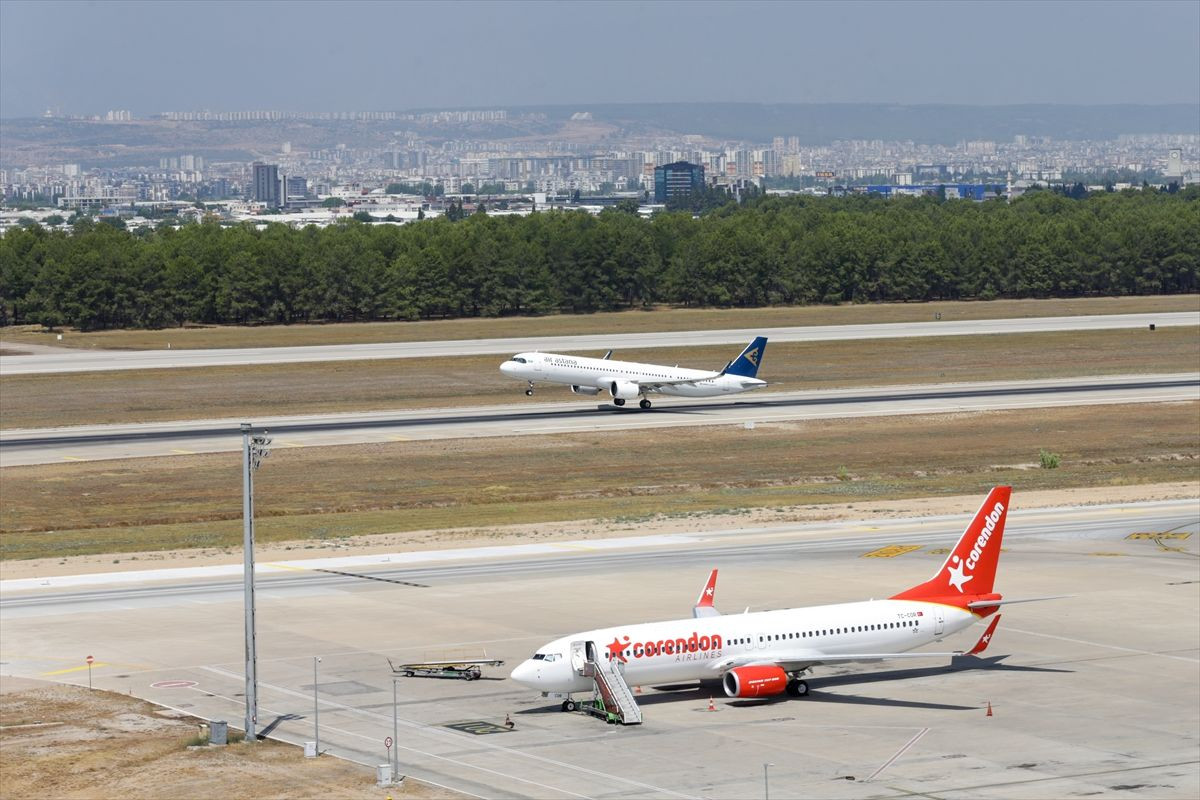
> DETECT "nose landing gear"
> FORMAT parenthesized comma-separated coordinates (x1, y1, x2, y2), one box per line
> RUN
(525, 382, 534, 396)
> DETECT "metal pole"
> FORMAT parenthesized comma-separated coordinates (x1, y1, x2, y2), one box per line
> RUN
(313, 656, 320, 755)
(763, 762, 773, 800)
(392, 679, 399, 779)
(87, 662, 92, 690)
(242, 423, 258, 742)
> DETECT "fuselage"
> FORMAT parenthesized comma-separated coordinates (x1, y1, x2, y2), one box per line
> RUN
(510, 598, 976, 693)
(499, 351, 765, 398)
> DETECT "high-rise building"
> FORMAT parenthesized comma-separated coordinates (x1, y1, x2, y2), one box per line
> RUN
(252, 162, 280, 207)
(286, 176, 308, 201)
(1166, 149, 1184, 179)
(654, 161, 705, 203)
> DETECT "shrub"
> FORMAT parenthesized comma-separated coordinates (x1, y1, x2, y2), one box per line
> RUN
(1039, 449, 1061, 469)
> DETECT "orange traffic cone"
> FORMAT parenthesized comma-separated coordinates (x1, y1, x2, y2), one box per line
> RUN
(985, 701, 993, 717)
(707, 697, 717, 712)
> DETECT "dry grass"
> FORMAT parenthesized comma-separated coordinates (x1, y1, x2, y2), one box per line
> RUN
(0, 682, 458, 799)
(2, 295, 1195, 351)
(1, 327, 1196, 430)
(2, 402, 1196, 561)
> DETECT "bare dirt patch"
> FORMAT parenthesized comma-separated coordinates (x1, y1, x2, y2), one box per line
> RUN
(2, 402, 1196, 562)
(1, 326, 1195, 429)
(0, 679, 460, 799)
(1, 295, 1194, 351)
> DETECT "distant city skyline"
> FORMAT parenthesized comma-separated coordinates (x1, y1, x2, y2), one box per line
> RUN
(1, 0, 1198, 119)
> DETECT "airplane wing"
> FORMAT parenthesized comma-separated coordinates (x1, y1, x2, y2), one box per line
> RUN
(637, 372, 723, 391)
(967, 595, 1069, 608)
(711, 616, 1001, 673)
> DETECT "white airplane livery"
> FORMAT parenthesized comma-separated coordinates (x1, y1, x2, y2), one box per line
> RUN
(499, 336, 768, 409)
(511, 486, 1046, 704)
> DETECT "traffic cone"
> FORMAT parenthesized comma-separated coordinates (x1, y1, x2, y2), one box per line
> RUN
(707, 697, 717, 712)
(634, 685, 642, 694)
(985, 701, 993, 717)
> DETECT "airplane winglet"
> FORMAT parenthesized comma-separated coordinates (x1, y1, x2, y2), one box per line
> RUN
(693, 569, 720, 618)
(966, 615, 1001, 656)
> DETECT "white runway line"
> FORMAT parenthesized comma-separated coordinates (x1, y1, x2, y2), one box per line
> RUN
(863, 726, 930, 782)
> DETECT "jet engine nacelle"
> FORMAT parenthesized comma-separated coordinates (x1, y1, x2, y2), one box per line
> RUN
(571, 385, 601, 396)
(722, 665, 789, 698)
(609, 380, 640, 400)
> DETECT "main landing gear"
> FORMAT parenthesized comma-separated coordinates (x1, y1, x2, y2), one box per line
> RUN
(561, 699, 578, 712)
(613, 398, 625, 406)
(639, 398, 652, 410)
(525, 382, 534, 396)
(786, 679, 809, 697)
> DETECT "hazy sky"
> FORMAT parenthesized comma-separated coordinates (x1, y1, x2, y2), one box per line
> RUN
(2, 0, 1198, 117)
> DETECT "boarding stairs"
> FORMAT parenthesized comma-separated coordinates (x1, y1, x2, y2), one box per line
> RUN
(583, 650, 642, 725)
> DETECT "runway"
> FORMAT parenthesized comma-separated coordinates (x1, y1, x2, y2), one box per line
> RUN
(2, 311, 1195, 375)
(3, 500, 1197, 799)
(2, 373, 1196, 466)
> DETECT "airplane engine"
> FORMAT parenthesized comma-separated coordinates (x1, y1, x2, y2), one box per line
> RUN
(722, 665, 789, 698)
(609, 380, 640, 400)
(570, 385, 600, 396)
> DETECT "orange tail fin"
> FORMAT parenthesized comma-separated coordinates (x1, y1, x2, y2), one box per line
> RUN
(891, 486, 1011, 606)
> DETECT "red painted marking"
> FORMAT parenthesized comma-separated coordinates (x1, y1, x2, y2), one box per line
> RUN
(151, 680, 198, 689)
(86, 655, 94, 664)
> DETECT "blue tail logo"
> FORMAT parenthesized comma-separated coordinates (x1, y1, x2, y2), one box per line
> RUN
(725, 336, 767, 378)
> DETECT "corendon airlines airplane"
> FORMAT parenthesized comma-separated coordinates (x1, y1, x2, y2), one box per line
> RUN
(498, 336, 767, 409)
(511, 487, 1049, 706)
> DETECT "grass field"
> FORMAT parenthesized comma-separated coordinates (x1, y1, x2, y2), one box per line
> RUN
(2, 402, 1195, 560)
(1, 327, 1196, 429)
(2, 295, 1195, 351)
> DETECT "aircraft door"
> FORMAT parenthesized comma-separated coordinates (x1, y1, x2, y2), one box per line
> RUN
(757, 632, 769, 650)
(570, 641, 587, 675)
(934, 609, 945, 636)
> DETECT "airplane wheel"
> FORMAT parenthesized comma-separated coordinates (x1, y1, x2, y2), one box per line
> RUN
(787, 679, 809, 697)
(613, 398, 625, 407)
(563, 699, 578, 712)
(404, 670, 415, 677)
(525, 388, 534, 396)
(639, 398, 651, 410)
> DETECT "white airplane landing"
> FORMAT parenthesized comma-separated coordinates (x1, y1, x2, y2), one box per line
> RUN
(499, 336, 768, 409)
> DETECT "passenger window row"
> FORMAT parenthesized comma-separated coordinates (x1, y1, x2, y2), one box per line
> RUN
(728, 620, 919, 646)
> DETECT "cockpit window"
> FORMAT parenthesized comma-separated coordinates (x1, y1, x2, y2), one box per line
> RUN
(510, 356, 527, 364)
(531, 653, 545, 660)
(531, 653, 560, 661)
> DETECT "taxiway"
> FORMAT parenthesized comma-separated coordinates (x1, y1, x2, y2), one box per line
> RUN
(3, 500, 1197, 799)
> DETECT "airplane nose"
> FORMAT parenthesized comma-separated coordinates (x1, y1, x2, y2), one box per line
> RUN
(509, 659, 536, 686)
(499, 361, 516, 377)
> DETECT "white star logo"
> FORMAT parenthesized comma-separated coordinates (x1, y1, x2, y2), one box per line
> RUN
(981, 633, 992, 644)
(705, 587, 714, 597)
(946, 556, 973, 593)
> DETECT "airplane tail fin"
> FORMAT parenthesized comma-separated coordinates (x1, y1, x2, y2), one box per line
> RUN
(891, 486, 1011, 607)
(693, 569, 720, 618)
(723, 337, 767, 378)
